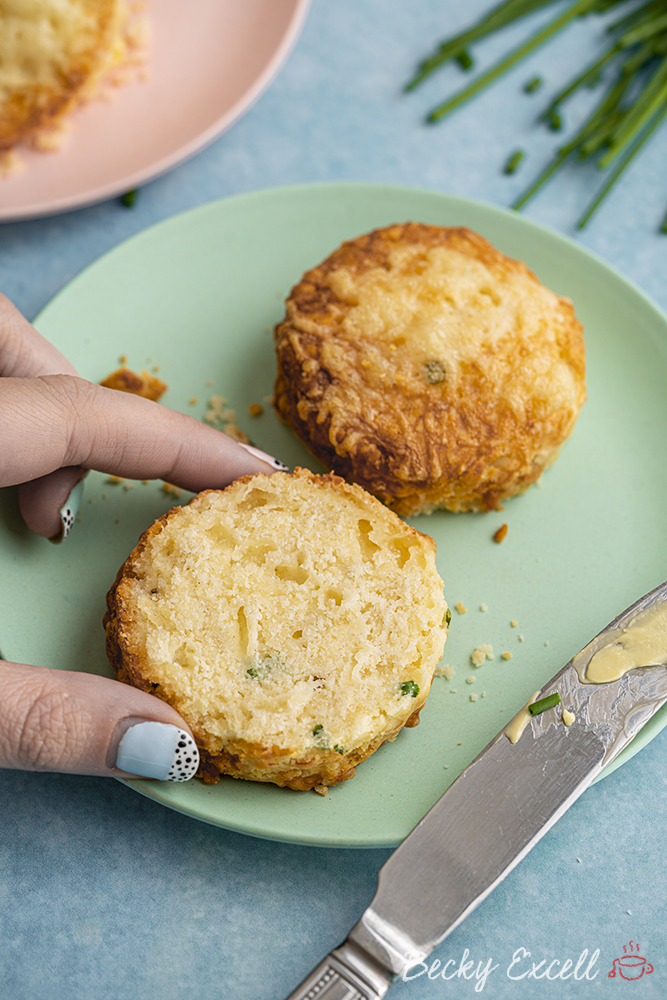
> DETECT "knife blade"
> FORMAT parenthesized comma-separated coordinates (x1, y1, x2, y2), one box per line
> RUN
(283, 581, 667, 1000)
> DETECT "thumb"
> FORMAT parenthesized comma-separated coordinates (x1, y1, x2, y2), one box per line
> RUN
(0, 660, 199, 781)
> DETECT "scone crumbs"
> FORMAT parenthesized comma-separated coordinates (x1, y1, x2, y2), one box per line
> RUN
(480, 603, 488, 612)
(457, 741, 463, 746)
(471, 644, 494, 667)
(511, 620, 518, 628)
(162, 482, 183, 498)
(313, 785, 328, 796)
(450, 689, 457, 694)
(519, 634, 525, 642)
(119, 354, 127, 364)
(435, 664, 455, 680)
(470, 693, 478, 702)
(502, 652, 512, 660)
(107, 475, 125, 485)
(188, 397, 199, 406)
(493, 524, 508, 543)
(466, 676, 476, 685)
(481, 691, 486, 697)
(455, 601, 467, 614)
(249, 403, 264, 417)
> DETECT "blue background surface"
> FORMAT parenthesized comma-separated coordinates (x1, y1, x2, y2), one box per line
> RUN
(1, 1, 666, 997)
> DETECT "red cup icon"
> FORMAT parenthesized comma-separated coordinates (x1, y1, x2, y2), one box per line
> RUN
(608, 956, 653, 980)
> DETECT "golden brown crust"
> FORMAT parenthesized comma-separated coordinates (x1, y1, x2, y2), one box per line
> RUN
(0, 0, 121, 151)
(100, 366, 167, 402)
(104, 469, 444, 789)
(274, 224, 586, 515)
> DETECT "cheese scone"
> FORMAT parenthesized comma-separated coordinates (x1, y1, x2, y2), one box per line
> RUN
(274, 224, 586, 516)
(104, 469, 449, 790)
(0, 0, 148, 160)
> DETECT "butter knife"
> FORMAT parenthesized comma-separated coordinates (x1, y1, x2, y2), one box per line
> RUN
(283, 580, 667, 1000)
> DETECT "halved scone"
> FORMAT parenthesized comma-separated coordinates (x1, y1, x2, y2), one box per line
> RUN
(104, 468, 449, 790)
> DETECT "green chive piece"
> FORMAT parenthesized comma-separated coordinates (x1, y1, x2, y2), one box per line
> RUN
(246, 667, 259, 678)
(547, 109, 562, 130)
(456, 49, 474, 70)
(333, 744, 346, 755)
(120, 189, 137, 207)
(445, 608, 452, 627)
(424, 360, 447, 383)
(578, 101, 667, 228)
(528, 692, 561, 715)
(428, 0, 599, 124)
(661, 208, 667, 233)
(312, 724, 324, 736)
(524, 76, 543, 92)
(400, 680, 420, 698)
(504, 149, 525, 173)
(406, 0, 561, 92)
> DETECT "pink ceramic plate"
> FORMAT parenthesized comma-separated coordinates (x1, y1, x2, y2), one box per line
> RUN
(0, 0, 310, 222)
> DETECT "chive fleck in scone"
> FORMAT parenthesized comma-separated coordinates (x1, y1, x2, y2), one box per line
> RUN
(274, 224, 586, 516)
(104, 468, 448, 790)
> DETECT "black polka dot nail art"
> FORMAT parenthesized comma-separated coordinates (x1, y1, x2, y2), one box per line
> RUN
(167, 731, 200, 781)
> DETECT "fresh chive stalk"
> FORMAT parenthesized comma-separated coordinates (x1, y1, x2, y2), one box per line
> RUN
(528, 692, 561, 715)
(577, 100, 667, 226)
(427, 0, 601, 124)
(406, 0, 561, 91)
(524, 75, 543, 91)
(409, 0, 667, 228)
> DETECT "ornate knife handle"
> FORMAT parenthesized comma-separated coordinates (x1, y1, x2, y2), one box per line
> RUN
(284, 940, 393, 1000)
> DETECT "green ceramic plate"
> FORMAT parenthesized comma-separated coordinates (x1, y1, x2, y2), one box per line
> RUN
(2, 183, 667, 848)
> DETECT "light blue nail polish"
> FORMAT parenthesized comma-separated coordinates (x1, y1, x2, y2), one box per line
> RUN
(115, 722, 199, 781)
(50, 479, 84, 543)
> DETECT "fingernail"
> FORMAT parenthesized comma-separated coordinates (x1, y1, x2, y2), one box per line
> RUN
(237, 442, 289, 472)
(49, 478, 85, 544)
(115, 721, 199, 781)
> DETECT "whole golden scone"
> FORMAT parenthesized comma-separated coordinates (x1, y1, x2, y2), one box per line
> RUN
(274, 224, 586, 516)
(0, 0, 148, 155)
(104, 468, 448, 790)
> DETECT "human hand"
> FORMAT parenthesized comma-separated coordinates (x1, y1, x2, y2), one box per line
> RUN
(0, 292, 287, 780)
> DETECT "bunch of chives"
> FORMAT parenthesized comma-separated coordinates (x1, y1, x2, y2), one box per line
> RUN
(407, 0, 667, 229)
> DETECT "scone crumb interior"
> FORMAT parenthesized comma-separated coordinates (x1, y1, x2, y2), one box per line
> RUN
(105, 469, 448, 789)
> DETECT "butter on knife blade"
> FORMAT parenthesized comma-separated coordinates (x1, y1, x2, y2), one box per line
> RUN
(283, 581, 667, 1000)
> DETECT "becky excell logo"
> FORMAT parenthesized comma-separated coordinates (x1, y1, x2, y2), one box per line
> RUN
(608, 941, 654, 981)
(402, 940, 656, 992)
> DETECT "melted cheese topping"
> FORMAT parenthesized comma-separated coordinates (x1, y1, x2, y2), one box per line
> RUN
(0, 0, 116, 101)
(327, 244, 579, 415)
(583, 599, 667, 684)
